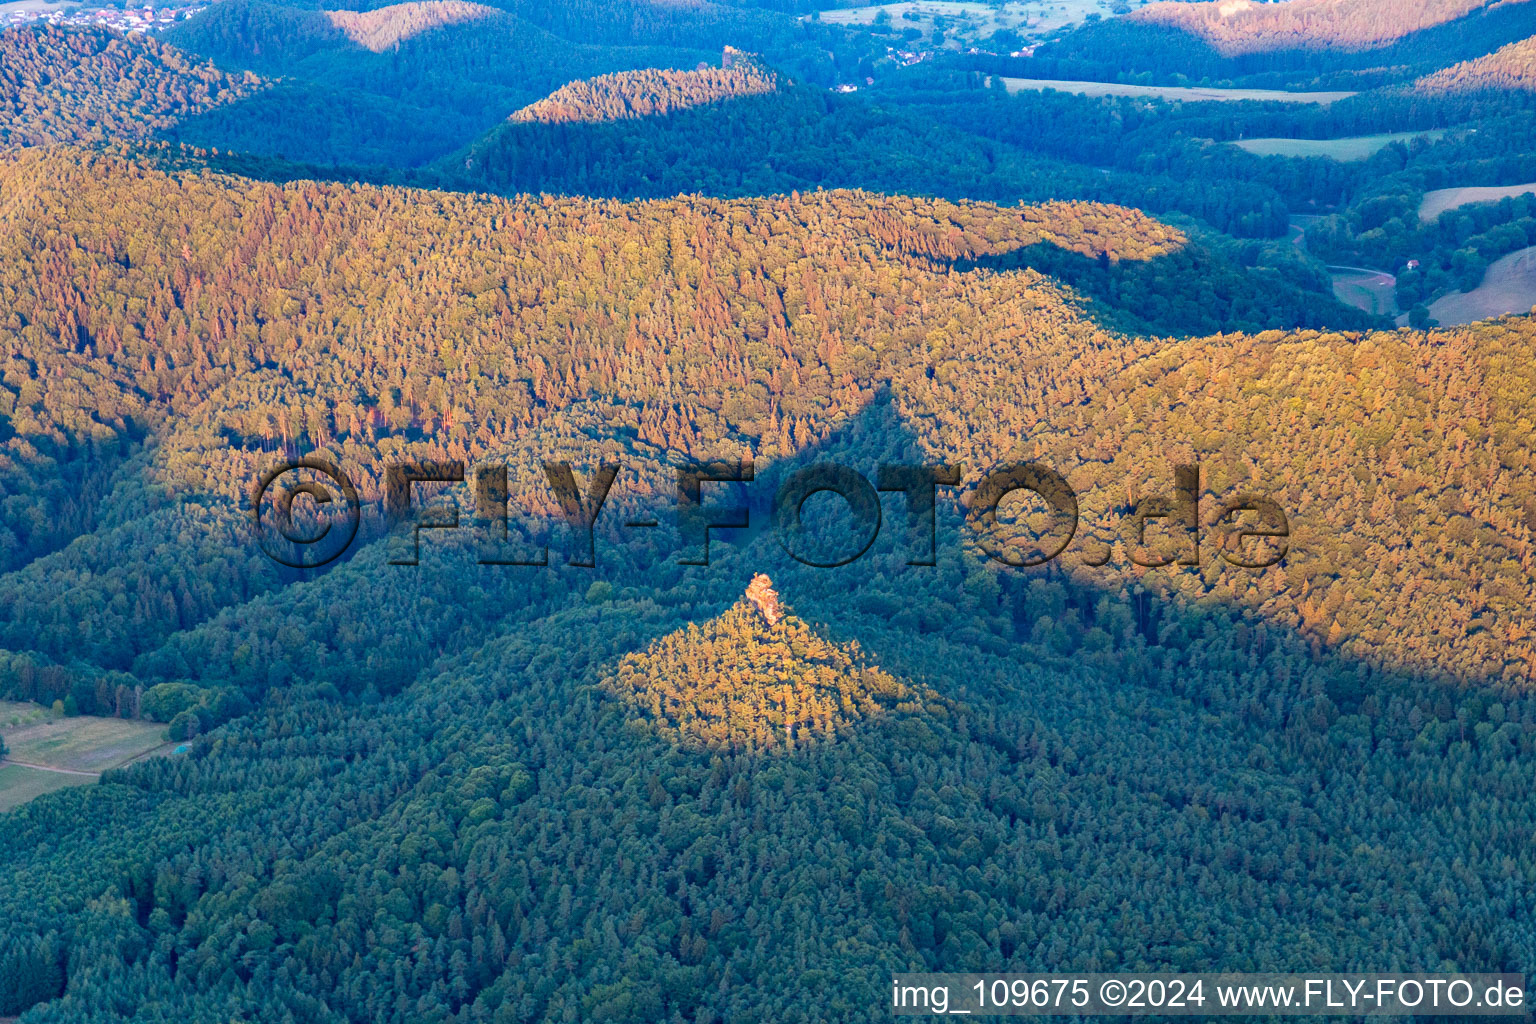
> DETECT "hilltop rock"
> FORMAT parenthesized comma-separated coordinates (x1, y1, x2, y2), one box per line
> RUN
(602, 583, 933, 753)
(744, 573, 782, 626)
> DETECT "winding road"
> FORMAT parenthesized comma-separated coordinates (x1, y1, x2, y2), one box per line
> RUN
(1289, 216, 1398, 316)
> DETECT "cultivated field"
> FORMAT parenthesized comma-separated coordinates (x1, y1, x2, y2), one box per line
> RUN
(0, 763, 91, 813)
(814, 0, 1145, 47)
(1427, 245, 1536, 325)
(1001, 78, 1356, 103)
(1419, 182, 1536, 223)
(3, 711, 168, 774)
(1232, 131, 1445, 162)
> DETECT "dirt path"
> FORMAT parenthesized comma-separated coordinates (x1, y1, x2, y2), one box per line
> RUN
(0, 757, 100, 778)
(1, 738, 182, 777)
(1326, 263, 1394, 280)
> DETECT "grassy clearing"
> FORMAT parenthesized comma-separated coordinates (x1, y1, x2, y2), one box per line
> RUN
(814, 0, 1142, 47)
(1330, 269, 1398, 317)
(1427, 245, 1536, 326)
(0, 763, 92, 813)
(2, 708, 167, 773)
(1419, 182, 1536, 223)
(1232, 131, 1445, 162)
(0, 699, 48, 730)
(1002, 78, 1356, 103)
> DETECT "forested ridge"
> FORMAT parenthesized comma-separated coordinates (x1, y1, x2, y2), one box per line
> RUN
(1417, 34, 1536, 93)
(158, 0, 728, 166)
(325, 0, 496, 52)
(0, 146, 1527, 710)
(510, 52, 779, 125)
(1, 5, 1536, 1022)
(1131, 0, 1525, 55)
(1020, 0, 1536, 90)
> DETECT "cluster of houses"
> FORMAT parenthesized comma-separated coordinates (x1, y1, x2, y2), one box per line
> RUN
(3, 4, 204, 33)
(830, 41, 1036, 91)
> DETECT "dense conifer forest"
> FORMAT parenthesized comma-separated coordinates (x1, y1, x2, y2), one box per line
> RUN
(1130, 0, 1526, 55)
(0, 25, 259, 146)
(1, 0, 1535, 1019)
(510, 54, 780, 124)
(1418, 34, 1536, 93)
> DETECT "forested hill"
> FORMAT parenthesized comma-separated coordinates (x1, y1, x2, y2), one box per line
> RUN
(601, 587, 942, 753)
(1028, 0, 1536, 88)
(0, 25, 260, 147)
(163, 0, 566, 76)
(325, 0, 495, 51)
(0, 138, 1533, 1019)
(0, 146, 1528, 715)
(0, 146, 1534, 1021)
(1, 0, 1535, 1018)
(448, 79, 1338, 264)
(1130, 0, 1524, 55)
(1417, 34, 1536, 92)
(510, 53, 779, 125)
(157, 0, 740, 166)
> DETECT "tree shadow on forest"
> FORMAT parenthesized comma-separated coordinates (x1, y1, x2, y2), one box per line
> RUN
(147, 88, 1381, 340)
(152, 0, 717, 174)
(636, 385, 1520, 723)
(952, 243, 1383, 337)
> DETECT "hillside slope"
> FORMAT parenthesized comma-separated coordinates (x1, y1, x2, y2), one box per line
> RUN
(510, 50, 779, 125)
(0, 25, 259, 147)
(1130, 0, 1526, 55)
(0, 147, 1531, 1021)
(0, 147, 1526, 706)
(1031, 0, 1536, 89)
(1417, 34, 1536, 91)
(160, 0, 712, 166)
(325, 0, 495, 52)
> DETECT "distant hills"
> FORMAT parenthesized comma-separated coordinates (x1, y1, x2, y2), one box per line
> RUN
(1030, 0, 1536, 89)
(162, 0, 552, 73)
(1131, 0, 1528, 55)
(325, 0, 496, 52)
(157, 0, 719, 165)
